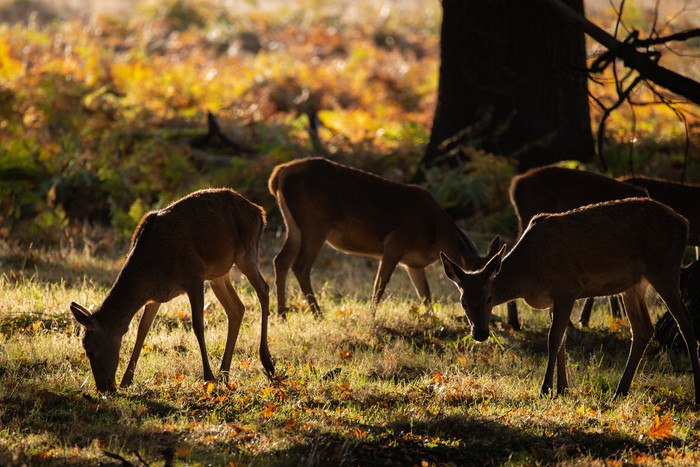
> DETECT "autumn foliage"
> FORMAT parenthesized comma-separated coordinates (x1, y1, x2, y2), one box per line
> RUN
(1, 0, 697, 247)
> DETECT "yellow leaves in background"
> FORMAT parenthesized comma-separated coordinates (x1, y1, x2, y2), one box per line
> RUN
(0, 31, 23, 80)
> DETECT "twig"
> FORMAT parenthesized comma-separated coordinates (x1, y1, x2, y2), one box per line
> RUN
(306, 110, 330, 157)
(103, 450, 134, 466)
(595, 75, 643, 171)
(189, 111, 248, 153)
(133, 450, 150, 467)
(1, 361, 47, 402)
(645, 81, 691, 182)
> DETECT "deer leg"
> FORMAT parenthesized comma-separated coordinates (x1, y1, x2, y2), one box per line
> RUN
(237, 254, 275, 377)
(556, 329, 569, 395)
(407, 267, 431, 305)
(187, 281, 216, 382)
(542, 298, 574, 397)
(654, 283, 700, 404)
(291, 233, 326, 315)
(579, 298, 594, 327)
(610, 295, 624, 319)
(273, 218, 302, 316)
(372, 251, 401, 305)
(210, 275, 245, 381)
(120, 302, 161, 388)
(506, 301, 521, 331)
(615, 285, 653, 398)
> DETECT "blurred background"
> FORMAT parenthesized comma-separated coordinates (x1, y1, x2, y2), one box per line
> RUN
(0, 0, 697, 248)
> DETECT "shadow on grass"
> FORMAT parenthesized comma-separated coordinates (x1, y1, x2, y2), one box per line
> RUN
(256, 412, 649, 465)
(0, 369, 676, 466)
(0, 248, 120, 290)
(0, 392, 650, 466)
(0, 382, 186, 465)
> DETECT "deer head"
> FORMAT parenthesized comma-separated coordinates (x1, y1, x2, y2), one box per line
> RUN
(71, 302, 121, 392)
(441, 244, 506, 342)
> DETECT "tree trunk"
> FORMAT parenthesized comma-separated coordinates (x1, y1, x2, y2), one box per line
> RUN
(415, 0, 594, 180)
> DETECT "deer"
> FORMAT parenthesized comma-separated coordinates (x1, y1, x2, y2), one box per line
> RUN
(70, 188, 275, 392)
(506, 165, 648, 329)
(441, 198, 700, 403)
(619, 175, 700, 248)
(268, 157, 500, 316)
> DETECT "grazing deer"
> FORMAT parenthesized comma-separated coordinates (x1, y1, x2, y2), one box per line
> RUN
(268, 157, 499, 315)
(507, 166, 647, 329)
(442, 198, 700, 403)
(620, 176, 700, 247)
(70, 188, 274, 392)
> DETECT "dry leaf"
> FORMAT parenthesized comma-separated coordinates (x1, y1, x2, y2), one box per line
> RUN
(647, 413, 675, 439)
(174, 441, 191, 457)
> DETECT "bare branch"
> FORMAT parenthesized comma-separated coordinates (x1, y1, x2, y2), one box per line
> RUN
(634, 29, 700, 47)
(538, 0, 700, 105)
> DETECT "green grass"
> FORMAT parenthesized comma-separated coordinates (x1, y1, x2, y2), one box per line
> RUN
(2, 237, 700, 465)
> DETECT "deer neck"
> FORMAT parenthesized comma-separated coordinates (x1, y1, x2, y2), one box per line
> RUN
(94, 264, 151, 336)
(490, 254, 523, 306)
(444, 225, 480, 270)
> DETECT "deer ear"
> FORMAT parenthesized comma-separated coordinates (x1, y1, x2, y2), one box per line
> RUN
(70, 302, 97, 330)
(482, 245, 506, 280)
(485, 235, 502, 258)
(441, 252, 467, 285)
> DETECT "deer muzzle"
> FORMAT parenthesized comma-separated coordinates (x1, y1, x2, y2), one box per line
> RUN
(95, 376, 117, 393)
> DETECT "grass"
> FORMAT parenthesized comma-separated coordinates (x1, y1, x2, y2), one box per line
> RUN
(2, 237, 700, 465)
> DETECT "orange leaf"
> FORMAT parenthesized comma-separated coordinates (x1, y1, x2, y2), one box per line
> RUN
(353, 427, 368, 438)
(174, 441, 191, 457)
(284, 417, 298, 432)
(647, 413, 675, 439)
(262, 403, 277, 418)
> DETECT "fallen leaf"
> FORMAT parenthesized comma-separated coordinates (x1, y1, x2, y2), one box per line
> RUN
(647, 413, 675, 439)
(174, 441, 191, 457)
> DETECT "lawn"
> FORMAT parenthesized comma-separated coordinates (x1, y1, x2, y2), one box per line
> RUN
(1, 235, 700, 465)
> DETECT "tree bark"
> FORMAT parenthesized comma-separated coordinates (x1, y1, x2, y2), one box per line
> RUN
(415, 0, 594, 181)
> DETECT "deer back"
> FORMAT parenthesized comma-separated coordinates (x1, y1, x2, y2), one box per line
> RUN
(94, 188, 264, 328)
(620, 176, 700, 246)
(269, 157, 478, 266)
(128, 189, 264, 289)
(503, 198, 689, 303)
(509, 166, 646, 234)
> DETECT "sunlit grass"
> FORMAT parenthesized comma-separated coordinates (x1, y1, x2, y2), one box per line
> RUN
(2, 237, 700, 465)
